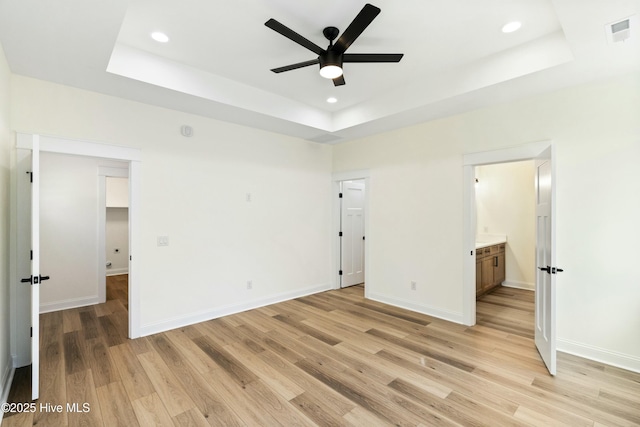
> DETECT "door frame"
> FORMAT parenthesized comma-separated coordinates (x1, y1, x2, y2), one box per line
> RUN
(462, 140, 553, 326)
(13, 133, 143, 345)
(332, 170, 370, 294)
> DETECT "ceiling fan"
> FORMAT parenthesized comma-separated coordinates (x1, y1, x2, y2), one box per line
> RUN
(265, 3, 403, 86)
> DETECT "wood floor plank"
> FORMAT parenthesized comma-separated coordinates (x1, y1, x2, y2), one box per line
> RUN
(164, 328, 222, 373)
(96, 381, 140, 427)
(149, 333, 245, 426)
(66, 369, 103, 427)
(172, 408, 212, 427)
(137, 350, 197, 417)
(224, 339, 305, 401)
(63, 330, 87, 375)
(79, 309, 100, 340)
(193, 334, 260, 388)
(108, 342, 156, 401)
(131, 392, 175, 427)
(63, 308, 83, 333)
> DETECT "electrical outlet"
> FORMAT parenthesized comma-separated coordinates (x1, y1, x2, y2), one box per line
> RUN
(157, 236, 169, 246)
(411, 281, 417, 291)
(247, 280, 252, 290)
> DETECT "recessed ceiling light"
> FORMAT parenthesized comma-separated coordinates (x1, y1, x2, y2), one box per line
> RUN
(151, 32, 170, 43)
(327, 97, 338, 104)
(502, 21, 522, 33)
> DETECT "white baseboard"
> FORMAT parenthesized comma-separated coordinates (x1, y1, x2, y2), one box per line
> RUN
(502, 280, 535, 291)
(40, 295, 101, 313)
(1, 357, 15, 424)
(139, 283, 333, 337)
(557, 338, 640, 374)
(106, 268, 128, 276)
(367, 292, 464, 324)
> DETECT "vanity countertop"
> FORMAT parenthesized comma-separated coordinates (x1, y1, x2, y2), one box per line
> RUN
(475, 234, 507, 249)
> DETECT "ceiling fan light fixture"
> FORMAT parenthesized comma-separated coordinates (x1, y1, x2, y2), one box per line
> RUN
(320, 65, 343, 79)
(319, 51, 343, 79)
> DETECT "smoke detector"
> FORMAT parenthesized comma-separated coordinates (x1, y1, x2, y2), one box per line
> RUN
(605, 15, 638, 44)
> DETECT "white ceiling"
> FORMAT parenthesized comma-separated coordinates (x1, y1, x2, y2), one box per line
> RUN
(1, 0, 639, 143)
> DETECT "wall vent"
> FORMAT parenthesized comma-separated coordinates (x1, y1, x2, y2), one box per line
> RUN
(606, 15, 638, 44)
(612, 19, 630, 42)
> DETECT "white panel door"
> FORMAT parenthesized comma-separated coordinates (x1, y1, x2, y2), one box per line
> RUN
(341, 181, 365, 287)
(535, 147, 557, 375)
(29, 138, 41, 399)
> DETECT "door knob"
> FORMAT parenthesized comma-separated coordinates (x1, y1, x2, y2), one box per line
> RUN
(20, 275, 50, 284)
(538, 266, 551, 274)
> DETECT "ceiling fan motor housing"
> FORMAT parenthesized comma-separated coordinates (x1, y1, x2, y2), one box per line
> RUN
(320, 49, 343, 70)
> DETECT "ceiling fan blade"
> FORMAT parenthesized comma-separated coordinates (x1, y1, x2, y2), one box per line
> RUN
(343, 53, 403, 63)
(332, 3, 381, 54)
(265, 19, 324, 55)
(333, 75, 346, 86)
(271, 59, 319, 73)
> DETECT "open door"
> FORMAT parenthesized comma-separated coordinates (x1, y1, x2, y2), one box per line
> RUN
(340, 181, 365, 287)
(534, 146, 559, 375)
(19, 138, 43, 399)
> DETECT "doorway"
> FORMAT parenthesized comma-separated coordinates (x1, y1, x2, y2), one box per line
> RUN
(462, 141, 558, 375)
(333, 170, 370, 293)
(339, 179, 365, 288)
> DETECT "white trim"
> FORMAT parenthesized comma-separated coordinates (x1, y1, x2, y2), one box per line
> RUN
(368, 292, 464, 324)
(140, 283, 332, 337)
(40, 296, 101, 314)
(97, 175, 107, 304)
(502, 280, 535, 291)
(332, 170, 371, 296)
(558, 339, 640, 374)
(463, 140, 550, 166)
(17, 134, 142, 162)
(106, 268, 129, 276)
(1, 359, 14, 403)
(0, 363, 15, 425)
(128, 161, 141, 338)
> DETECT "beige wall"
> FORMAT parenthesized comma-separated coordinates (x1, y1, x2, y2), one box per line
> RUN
(11, 75, 333, 334)
(0, 42, 12, 400)
(476, 161, 536, 288)
(333, 72, 640, 370)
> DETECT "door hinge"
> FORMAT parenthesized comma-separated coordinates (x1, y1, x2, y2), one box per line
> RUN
(30, 250, 33, 260)
(26, 171, 33, 183)
(339, 231, 343, 237)
(339, 270, 343, 276)
(339, 192, 343, 198)
(362, 236, 365, 241)
(30, 327, 32, 338)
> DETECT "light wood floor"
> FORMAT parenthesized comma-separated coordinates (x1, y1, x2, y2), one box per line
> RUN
(4, 281, 640, 426)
